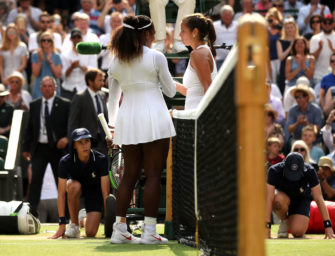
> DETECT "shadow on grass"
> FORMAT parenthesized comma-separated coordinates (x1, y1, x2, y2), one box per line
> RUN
(94, 241, 197, 255)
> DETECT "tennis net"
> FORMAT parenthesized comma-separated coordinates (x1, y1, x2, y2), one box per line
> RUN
(172, 47, 238, 256)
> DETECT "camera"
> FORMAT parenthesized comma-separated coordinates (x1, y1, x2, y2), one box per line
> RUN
(113, 0, 121, 4)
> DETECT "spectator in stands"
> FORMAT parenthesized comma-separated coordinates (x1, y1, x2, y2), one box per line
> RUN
(0, 83, 13, 138)
(265, 7, 283, 84)
(22, 76, 70, 218)
(287, 83, 322, 140)
(297, 0, 330, 35)
(99, 11, 122, 74)
(50, 128, 110, 238)
(7, 0, 42, 33)
(285, 37, 315, 87)
(266, 136, 285, 167)
(31, 31, 62, 99)
(291, 140, 315, 164)
(0, 1, 10, 26)
(301, 125, 324, 163)
(5, 71, 31, 110)
(319, 53, 335, 112)
(276, 17, 299, 95)
(310, 14, 335, 88)
(108, 15, 176, 244)
(255, 0, 272, 16)
(318, 156, 335, 201)
(266, 152, 334, 239)
(68, 68, 108, 155)
(62, 13, 99, 53)
(78, 0, 102, 35)
(50, 14, 66, 42)
(149, 0, 195, 53)
(234, 0, 255, 21)
(176, 13, 217, 110)
(61, 29, 97, 100)
(267, 81, 285, 125)
(303, 14, 322, 42)
(15, 13, 29, 45)
(213, 5, 237, 69)
(284, 0, 303, 20)
(321, 109, 335, 153)
(0, 23, 28, 89)
(97, 0, 134, 34)
(272, 0, 284, 17)
(265, 103, 285, 146)
(28, 12, 62, 53)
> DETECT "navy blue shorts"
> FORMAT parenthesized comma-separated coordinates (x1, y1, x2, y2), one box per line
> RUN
(83, 189, 103, 213)
(288, 197, 311, 218)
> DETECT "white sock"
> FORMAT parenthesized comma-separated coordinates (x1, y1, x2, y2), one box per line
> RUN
(115, 216, 127, 232)
(144, 217, 157, 233)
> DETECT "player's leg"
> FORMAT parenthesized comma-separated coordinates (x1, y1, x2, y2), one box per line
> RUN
(85, 212, 101, 237)
(66, 179, 82, 225)
(273, 190, 290, 238)
(287, 198, 311, 238)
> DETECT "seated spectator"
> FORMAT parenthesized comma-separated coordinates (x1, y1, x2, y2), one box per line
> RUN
(291, 139, 315, 165)
(0, 83, 13, 138)
(303, 14, 322, 42)
(255, 0, 272, 16)
(284, 0, 303, 20)
(7, 0, 42, 33)
(267, 81, 285, 125)
(61, 28, 97, 100)
(28, 12, 62, 53)
(0, 23, 28, 89)
(319, 53, 335, 113)
(234, 0, 256, 21)
(301, 124, 324, 163)
(31, 31, 62, 99)
(266, 136, 285, 167)
(50, 14, 66, 42)
(321, 109, 335, 153)
(15, 13, 29, 46)
(213, 5, 237, 69)
(78, 0, 102, 35)
(5, 71, 31, 110)
(297, 0, 330, 35)
(287, 83, 322, 140)
(272, 0, 284, 17)
(317, 156, 335, 201)
(0, 1, 10, 26)
(265, 103, 285, 146)
(285, 37, 315, 88)
(266, 152, 334, 239)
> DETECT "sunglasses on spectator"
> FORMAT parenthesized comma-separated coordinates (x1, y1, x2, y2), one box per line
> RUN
(9, 80, 21, 84)
(323, 20, 333, 25)
(7, 30, 17, 35)
(295, 95, 306, 100)
(40, 20, 50, 24)
(311, 20, 321, 24)
(41, 39, 52, 43)
(273, 4, 283, 7)
(294, 148, 306, 152)
(331, 59, 335, 63)
(71, 35, 82, 39)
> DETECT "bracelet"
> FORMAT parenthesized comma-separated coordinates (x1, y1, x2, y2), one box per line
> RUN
(59, 217, 66, 225)
(323, 220, 332, 228)
(266, 222, 271, 229)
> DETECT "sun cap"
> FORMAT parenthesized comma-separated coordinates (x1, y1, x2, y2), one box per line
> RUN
(318, 156, 335, 172)
(283, 152, 305, 181)
(71, 128, 92, 142)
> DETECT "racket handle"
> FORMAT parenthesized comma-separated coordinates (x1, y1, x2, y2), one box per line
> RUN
(98, 113, 112, 139)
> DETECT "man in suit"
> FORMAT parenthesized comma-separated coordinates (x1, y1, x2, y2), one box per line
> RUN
(68, 68, 108, 155)
(22, 76, 70, 217)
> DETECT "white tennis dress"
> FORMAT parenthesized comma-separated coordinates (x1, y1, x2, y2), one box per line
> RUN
(183, 45, 217, 110)
(108, 46, 176, 145)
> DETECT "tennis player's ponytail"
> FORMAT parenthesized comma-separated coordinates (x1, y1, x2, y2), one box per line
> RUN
(206, 17, 216, 58)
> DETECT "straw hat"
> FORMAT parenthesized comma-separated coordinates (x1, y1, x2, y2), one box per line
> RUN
(6, 71, 25, 87)
(265, 103, 278, 120)
(290, 83, 315, 102)
(0, 83, 9, 97)
(318, 156, 334, 172)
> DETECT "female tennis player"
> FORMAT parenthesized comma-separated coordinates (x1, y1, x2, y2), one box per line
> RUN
(176, 13, 217, 110)
(107, 15, 176, 244)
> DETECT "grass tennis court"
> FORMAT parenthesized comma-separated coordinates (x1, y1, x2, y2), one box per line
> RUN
(1, 224, 335, 256)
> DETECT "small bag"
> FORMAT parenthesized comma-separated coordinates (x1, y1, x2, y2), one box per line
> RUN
(0, 201, 40, 234)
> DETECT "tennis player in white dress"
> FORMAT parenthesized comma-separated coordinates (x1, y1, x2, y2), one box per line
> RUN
(107, 15, 176, 245)
(176, 13, 218, 110)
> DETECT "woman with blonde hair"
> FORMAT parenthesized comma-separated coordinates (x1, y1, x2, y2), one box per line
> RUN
(276, 17, 299, 95)
(291, 140, 314, 164)
(31, 31, 62, 99)
(0, 23, 28, 88)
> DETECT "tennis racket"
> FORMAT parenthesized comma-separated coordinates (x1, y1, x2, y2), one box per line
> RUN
(110, 147, 124, 189)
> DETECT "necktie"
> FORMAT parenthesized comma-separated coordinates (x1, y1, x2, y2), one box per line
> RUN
(95, 95, 102, 114)
(44, 101, 54, 147)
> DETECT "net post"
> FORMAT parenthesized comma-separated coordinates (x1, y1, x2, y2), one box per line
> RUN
(236, 14, 268, 256)
(164, 116, 174, 240)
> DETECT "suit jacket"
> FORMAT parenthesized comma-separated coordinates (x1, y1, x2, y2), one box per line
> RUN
(68, 88, 108, 143)
(22, 96, 71, 156)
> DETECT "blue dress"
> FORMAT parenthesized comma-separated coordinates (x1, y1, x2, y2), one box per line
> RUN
(286, 56, 313, 87)
(31, 52, 61, 99)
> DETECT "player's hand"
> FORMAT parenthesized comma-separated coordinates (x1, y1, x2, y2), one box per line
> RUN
(22, 152, 31, 162)
(49, 225, 65, 239)
(324, 227, 335, 239)
(57, 137, 69, 149)
(106, 137, 113, 149)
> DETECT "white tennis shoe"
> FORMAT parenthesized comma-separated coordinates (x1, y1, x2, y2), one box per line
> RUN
(64, 223, 80, 238)
(140, 229, 168, 244)
(277, 219, 288, 238)
(110, 223, 141, 244)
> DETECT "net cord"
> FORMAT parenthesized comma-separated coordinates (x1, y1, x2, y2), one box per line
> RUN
(172, 46, 238, 121)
